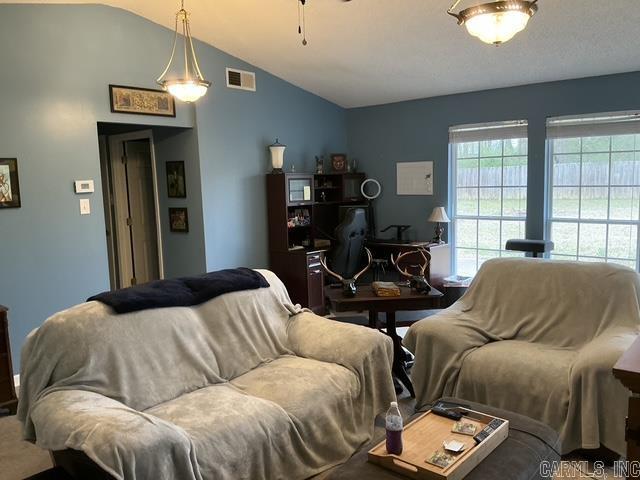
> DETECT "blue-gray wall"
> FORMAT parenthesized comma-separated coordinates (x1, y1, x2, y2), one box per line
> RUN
(193, 50, 347, 270)
(0, 4, 346, 369)
(347, 72, 640, 244)
(153, 127, 207, 278)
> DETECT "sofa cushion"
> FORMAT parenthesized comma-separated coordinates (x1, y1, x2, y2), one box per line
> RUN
(230, 355, 359, 419)
(146, 383, 297, 479)
(455, 340, 576, 432)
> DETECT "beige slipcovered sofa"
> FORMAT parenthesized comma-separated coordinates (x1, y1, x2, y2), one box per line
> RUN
(404, 258, 640, 456)
(18, 270, 396, 480)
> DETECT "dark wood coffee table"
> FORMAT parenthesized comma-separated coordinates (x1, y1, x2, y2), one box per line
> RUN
(326, 285, 443, 397)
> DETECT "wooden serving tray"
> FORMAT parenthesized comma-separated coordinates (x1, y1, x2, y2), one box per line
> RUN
(368, 408, 509, 480)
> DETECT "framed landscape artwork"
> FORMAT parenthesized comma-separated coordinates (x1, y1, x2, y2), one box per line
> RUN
(0, 158, 21, 208)
(169, 207, 189, 233)
(109, 85, 176, 117)
(166, 161, 187, 198)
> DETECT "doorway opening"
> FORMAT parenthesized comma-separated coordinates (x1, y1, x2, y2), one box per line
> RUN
(98, 128, 164, 290)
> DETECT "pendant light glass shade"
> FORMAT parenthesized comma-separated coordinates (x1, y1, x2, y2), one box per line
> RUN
(157, 1, 211, 102)
(165, 80, 210, 103)
(448, 0, 538, 45)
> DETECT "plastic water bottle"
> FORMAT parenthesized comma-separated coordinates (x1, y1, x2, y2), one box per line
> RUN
(385, 401, 403, 455)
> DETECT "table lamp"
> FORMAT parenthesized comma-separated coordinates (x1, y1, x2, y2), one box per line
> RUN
(428, 206, 450, 244)
(269, 138, 286, 173)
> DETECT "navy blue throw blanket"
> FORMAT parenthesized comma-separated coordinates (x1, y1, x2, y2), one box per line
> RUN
(88, 268, 270, 314)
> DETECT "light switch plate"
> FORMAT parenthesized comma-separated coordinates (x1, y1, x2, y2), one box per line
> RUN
(80, 198, 91, 215)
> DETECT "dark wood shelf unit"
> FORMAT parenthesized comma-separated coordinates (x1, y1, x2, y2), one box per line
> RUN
(314, 172, 365, 203)
(267, 172, 367, 314)
(0, 305, 18, 415)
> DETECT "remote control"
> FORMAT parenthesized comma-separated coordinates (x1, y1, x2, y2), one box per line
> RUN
(431, 403, 465, 420)
(473, 418, 505, 444)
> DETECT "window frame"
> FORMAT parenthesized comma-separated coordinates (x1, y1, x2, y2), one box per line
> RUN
(449, 125, 528, 276)
(545, 132, 640, 271)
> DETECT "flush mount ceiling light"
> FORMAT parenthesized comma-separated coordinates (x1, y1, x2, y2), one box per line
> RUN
(157, 0, 211, 102)
(447, 0, 538, 45)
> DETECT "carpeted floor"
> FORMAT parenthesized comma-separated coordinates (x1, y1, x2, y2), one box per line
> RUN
(0, 414, 52, 480)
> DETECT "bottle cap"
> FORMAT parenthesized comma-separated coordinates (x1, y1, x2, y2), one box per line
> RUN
(391, 401, 398, 407)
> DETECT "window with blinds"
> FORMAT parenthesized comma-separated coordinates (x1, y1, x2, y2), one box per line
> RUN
(547, 112, 640, 270)
(450, 120, 528, 276)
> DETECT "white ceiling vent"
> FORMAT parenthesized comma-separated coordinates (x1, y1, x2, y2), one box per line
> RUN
(226, 68, 256, 92)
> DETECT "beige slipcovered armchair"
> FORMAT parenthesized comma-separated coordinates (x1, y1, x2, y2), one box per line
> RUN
(404, 258, 640, 455)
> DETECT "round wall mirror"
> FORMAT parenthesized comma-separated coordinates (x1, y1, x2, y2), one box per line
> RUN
(361, 178, 381, 200)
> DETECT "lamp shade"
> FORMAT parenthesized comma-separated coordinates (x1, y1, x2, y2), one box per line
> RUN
(428, 207, 451, 223)
(269, 138, 286, 172)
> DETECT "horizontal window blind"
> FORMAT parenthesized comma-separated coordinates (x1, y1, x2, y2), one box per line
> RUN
(547, 111, 640, 139)
(450, 120, 528, 276)
(449, 120, 528, 143)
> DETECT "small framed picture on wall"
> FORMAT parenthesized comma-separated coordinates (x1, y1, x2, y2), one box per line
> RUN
(169, 207, 189, 233)
(330, 154, 347, 173)
(166, 161, 187, 198)
(0, 158, 21, 209)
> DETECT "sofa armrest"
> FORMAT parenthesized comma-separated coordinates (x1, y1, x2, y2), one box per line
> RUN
(573, 328, 639, 376)
(29, 389, 201, 480)
(287, 311, 396, 429)
(287, 311, 393, 372)
(566, 328, 639, 454)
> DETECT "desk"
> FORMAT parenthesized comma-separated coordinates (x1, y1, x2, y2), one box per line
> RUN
(366, 241, 451, 289)
(326, 285, 443, 397)
(367, 239, 433, 251)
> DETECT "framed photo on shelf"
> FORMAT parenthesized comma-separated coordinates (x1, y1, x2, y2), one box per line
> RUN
(169, 207, 189, 233)
(166, 161, 187, 198)
(109, 84, 176, 117)
(331, 154, 347, 172)
(0, 158, 21, 209)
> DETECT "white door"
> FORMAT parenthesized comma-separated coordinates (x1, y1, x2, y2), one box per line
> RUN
(125, 140, 160, 284)
(108, 132, 163, 288)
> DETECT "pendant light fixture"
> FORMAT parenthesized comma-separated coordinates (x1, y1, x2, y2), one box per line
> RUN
(157, 0, 211, 102)
(448, 0, 538, 45)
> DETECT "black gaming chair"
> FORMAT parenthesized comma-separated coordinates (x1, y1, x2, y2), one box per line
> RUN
(330, 208, 368, 279)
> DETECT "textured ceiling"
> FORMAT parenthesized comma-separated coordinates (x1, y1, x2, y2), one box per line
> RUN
(6, 0, 640, 107)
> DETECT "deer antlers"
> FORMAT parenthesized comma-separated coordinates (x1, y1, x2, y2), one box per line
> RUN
(353, 247, 373, 281)
(320, 247, 373, 281)
(390, 248, 431, 278)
